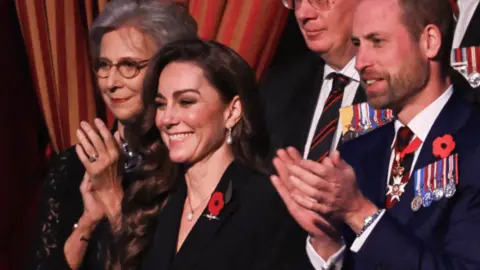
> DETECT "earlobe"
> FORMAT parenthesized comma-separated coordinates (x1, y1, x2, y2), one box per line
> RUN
(423, 24, 442, 59)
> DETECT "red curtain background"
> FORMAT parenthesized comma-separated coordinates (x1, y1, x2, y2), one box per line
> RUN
(0, 1, 47, 269)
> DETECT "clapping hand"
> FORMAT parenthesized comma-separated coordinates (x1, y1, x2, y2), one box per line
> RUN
(79, 173, 106, 224)
(272, 147, 378, 236)
(270, 147, 340, 239)
(75, 118, 124, 223)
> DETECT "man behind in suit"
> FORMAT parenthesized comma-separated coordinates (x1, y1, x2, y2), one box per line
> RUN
(262, 0, 366, 162)
(271, 0, 480, 269)
(449, 0, 480, 103)
(452, 0, 479, 50)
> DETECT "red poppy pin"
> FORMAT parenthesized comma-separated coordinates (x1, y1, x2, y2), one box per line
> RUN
(432, 134, 456, 159)
(204, 191, 225, 220)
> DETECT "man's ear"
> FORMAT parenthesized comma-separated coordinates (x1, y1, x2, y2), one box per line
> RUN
(420, 24, 442, 60)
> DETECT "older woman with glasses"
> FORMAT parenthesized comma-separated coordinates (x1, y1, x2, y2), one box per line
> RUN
(29, 0, 197, 269)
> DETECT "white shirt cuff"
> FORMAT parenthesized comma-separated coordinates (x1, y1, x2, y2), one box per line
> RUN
(306, 236, 345, 270)
(350, 209, 386, 252)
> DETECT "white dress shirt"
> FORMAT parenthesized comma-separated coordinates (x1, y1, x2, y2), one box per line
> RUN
(306, 86, 454, 268)
(303, 58, 360, 159)
(452, 0, 480, 48)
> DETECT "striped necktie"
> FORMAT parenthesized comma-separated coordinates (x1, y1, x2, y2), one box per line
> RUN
(308, 73, 350, 162)
(386, 127, 418, 209)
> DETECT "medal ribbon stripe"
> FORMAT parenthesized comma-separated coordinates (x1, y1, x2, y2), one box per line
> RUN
(355, 104, 362, 131)
(425, 165, 429, 199)
(424, 163, 434, 207)
(369, 106, 377, 128)
(428, 163, 432, 193)
(443, 157, 447, 187)
(467, 47, 474, 74)
(455, 154, 459, 184)
(361, 103, 368, 128)
(433, 159, 444, 201)
(421, 166, 432, 206)
(352, 104, 357, 130)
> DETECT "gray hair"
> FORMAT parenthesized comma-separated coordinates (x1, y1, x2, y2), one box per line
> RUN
(89, 0, 198, 60)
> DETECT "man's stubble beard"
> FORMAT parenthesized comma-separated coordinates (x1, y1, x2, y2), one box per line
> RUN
(367, 54, 430, 112)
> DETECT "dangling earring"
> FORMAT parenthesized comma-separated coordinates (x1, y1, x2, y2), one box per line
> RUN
(227, 128, 233, 145)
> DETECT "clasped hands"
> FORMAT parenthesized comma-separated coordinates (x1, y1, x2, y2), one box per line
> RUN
(270, 147, 378, 252)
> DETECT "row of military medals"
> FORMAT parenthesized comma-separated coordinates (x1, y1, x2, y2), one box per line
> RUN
(411, 154, 458, 211)
(451, 46, 480, 88)
(352, 103, 393, 134)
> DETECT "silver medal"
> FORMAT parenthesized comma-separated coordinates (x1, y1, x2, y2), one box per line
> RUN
(423, 191, 434, 207)
(433, 187, 444, 201)
(469, 72, 480, 88)
(411, 195, 423, 211)
(445, 181, 457, 198)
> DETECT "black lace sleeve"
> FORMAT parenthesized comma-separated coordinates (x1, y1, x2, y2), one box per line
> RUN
(28, 147, 86, 270)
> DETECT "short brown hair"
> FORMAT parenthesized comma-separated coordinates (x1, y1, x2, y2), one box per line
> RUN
(397, 0, 454, 74)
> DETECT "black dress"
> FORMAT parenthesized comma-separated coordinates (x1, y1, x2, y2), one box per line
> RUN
(28, 147, 110, 270)
(140, 161, 309, 270)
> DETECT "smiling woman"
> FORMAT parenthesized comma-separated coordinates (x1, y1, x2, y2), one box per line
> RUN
(94, 26, 155, 121)
(118, 39, 308, 270)
(155, 61, 241, 164)
(28, 1, 197, 270)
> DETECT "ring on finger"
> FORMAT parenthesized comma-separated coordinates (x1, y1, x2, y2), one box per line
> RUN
(88, 153, 99, 163)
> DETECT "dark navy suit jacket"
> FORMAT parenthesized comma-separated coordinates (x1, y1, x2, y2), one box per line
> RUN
(336, 90, 480, 270)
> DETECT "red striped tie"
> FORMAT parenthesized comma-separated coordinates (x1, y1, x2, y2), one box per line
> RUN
(386, 127, 416, 209)
(308, 73, 350, 162)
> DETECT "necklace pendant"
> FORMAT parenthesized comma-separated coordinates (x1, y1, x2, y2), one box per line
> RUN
(187, 212, 193, 221)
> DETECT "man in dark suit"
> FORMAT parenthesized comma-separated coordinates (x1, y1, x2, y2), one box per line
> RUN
(262, 0, 366, 163)
(451, 0, 479, 49)
(450, 0, 480, 94)
(271, 0, 480, 269)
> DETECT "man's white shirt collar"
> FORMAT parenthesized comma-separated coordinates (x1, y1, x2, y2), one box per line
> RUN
(392, 85, 454, 148)
(324, 57, 360, 82)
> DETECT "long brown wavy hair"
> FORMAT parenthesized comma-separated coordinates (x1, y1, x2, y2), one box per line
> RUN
(114, 39, 271, 269)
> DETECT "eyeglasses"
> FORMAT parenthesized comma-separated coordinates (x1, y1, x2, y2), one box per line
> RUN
(281, 0, 331, 11)
(94, 59, 150, 79)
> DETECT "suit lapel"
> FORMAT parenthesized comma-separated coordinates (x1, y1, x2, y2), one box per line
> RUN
(170, 161, 250, 270)
(142, 181, 186, 270)
(288, 63, 325, 151)
(460, 5, 480, 47)
(352, 85, 367, 104)
(390, 91, 471, 224)
(356, 124, 395, 207)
